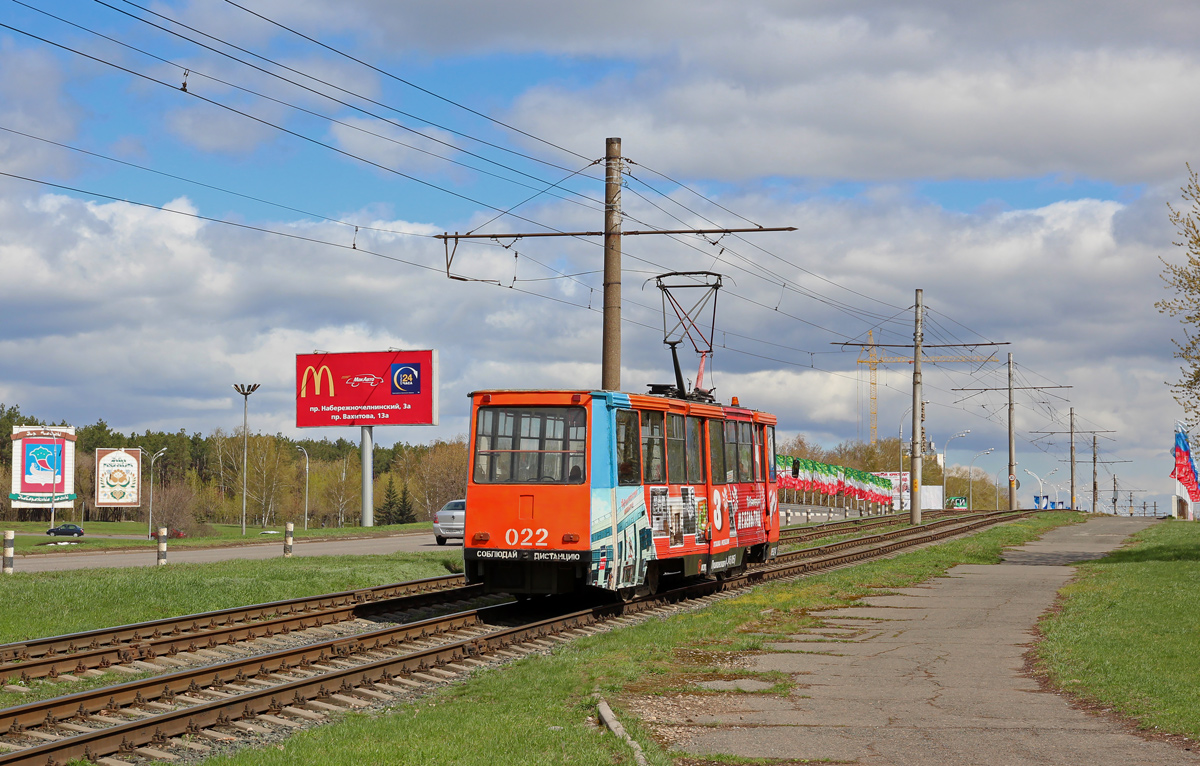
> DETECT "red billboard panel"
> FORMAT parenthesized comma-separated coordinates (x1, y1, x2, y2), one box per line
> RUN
(296, 350, 438, 428)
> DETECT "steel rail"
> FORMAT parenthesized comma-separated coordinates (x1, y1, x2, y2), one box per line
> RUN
(0, 582, 486, 685)
(778, 512, 1002, 560)
(0, 511, 1033, 766)
(0, 573, 466, 665)
(778, 508, 969, 542)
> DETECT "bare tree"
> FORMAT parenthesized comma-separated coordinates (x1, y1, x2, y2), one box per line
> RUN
(414, 437, 468, 519)
(152, 481, 204, 536)
(208, 427, 240, 504)
(1159, 164, 1200, 425)
(247, 434, 292, 527)
(319, 454, 359, 527)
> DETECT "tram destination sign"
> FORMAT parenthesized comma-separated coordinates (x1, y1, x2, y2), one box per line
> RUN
(296, 349, 439, 428)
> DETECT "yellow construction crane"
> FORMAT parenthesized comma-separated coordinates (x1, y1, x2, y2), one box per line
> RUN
(858, 330, 997, 444)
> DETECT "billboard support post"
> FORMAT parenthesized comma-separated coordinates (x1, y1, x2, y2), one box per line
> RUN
(361, 426, 374, 527)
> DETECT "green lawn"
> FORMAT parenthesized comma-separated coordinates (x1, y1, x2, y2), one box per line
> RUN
(0, 551, 462, 645)
(191, 512, 1082, 766)
(0, 550, 462, 709)
(1036, 519, 1200, 738)
(2, 520, 433, 555)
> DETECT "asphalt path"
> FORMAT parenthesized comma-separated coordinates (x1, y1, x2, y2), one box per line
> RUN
(662, 516, 1195, 765)
(9, 532, 462, 573)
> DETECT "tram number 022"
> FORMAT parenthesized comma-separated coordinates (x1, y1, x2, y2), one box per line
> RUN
(505, 528, 549, 547)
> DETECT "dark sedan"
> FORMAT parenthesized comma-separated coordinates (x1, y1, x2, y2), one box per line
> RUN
(46, 523, 84, 537)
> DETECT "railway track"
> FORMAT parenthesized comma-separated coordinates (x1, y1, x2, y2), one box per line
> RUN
(777, 508, 980, 545)
(0, 574, 478, 686)
(0, 509, 1031, 766)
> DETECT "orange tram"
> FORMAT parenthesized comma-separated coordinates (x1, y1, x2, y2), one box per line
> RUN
(463, 389, 780, 597)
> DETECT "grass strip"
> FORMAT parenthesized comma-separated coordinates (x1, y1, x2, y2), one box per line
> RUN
(0, 551, 462, 645)
(192, 512, 1081, 766)
(1035, 518, 1200, 739)
(3, 521, 434, 555)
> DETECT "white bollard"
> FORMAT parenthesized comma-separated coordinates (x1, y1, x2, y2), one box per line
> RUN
(157, 527, 168, 566)
(284, 522, 294, 558)
(3, 531, 13, 574)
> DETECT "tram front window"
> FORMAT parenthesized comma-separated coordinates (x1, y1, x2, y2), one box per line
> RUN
(474, 406, 587, 484)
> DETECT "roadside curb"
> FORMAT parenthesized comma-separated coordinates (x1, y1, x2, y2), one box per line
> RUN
(10, 530, 435, 559)
(597, 697, 649, 766)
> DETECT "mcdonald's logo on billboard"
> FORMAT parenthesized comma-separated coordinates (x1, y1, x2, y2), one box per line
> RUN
(296, 350, 438, 428)
(300, 365, 335, 397)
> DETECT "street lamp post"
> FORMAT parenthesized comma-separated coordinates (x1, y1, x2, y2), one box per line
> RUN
(969, 448, 994, 510)
(147, 447, 167, 539)
(898, 406, 913, 511)
(1023, 467, 1057, 509)
(297, 445, 309, 531)
(233, 384, 260, 536)
(942, 430, 970, 509)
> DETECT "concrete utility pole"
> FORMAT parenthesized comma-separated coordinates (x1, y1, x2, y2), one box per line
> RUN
(1035, 419, 1111, 512)
(1093, 436, 1098, 513)
(436, 140, 795, 393)
(1113, 475, 1119, 514)
(956, 359, 1070, 511)
(1070, 408, 1076, 509)
(1008, 353, 1016, 510)
(911, 289, 923, 525)
(602, 137, 622, 391)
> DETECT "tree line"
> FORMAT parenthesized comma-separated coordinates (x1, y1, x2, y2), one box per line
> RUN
(0, 404, 468, 531)
(0, 401, 1008, 529)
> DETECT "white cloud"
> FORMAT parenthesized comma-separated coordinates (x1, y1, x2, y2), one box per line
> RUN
(0, 42, 81, 176)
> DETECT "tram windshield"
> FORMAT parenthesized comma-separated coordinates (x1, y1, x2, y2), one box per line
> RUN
(473, 406, 587, 484)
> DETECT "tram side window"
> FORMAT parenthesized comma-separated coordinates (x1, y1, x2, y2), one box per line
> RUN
(686, 416, 706, 485)
(642, 410, 666, 484)
(709, 420, 726, 485)
(666, 413, 686, 484)
(473, 406, 586, 484)
(729, 422, 748, 482)
(767, 426, 777, 482)
(724, 422, 739, 482)
(752, 424, 763, 482)
(615, 410, 641, 486)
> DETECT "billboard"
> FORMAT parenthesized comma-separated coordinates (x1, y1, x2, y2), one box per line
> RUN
(296, 349, 439, 428)
(96, 448, 142, 507)
(10, 426, 77, 507)
(874, 471, 909, 510)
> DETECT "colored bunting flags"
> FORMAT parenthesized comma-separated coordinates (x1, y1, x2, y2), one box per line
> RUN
(774, 455, 894, 504)
(1170, 426, 1200, 502)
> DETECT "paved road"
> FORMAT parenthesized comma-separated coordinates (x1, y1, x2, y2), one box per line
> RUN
(10, 533, 461, 573)
(643, 516, 1198, 765)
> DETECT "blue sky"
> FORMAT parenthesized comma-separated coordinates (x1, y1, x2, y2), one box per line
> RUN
(2, 0, 1199, 510)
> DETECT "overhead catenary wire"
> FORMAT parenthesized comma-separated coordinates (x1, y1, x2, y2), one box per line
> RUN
(7, 7, 1099, 456)
(0, 20, 600, 238)
(97, 0, 597, 176)
(216, 0, 593, 164)
(20, 0, 604, 209)
(12, 8, 930, 355)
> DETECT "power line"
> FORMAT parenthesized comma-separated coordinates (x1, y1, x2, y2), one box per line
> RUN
(217, 0, 593, 163)
(26, 0, 603, 206)
(0, 20, 594, 237)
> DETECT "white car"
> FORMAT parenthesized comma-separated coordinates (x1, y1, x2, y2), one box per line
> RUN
(433, 499, 466, 545)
